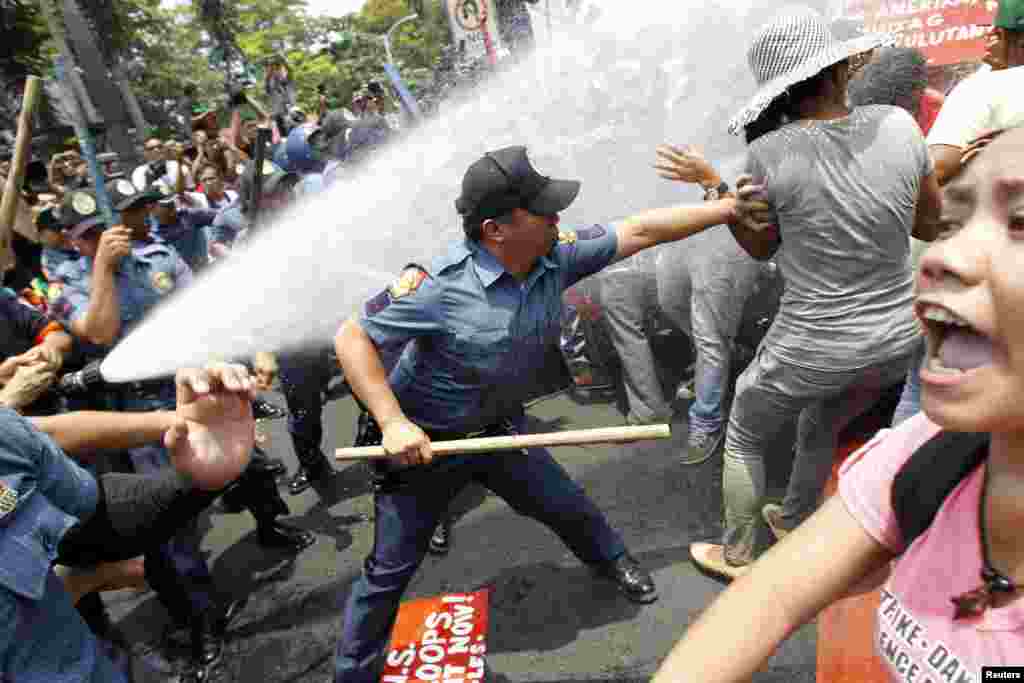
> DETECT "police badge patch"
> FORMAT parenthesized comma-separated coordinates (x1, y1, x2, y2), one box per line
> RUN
(151, 272, 174, 294)
(115, 179, 136, 196)
(576, 224, 606, 240)
(388, 267, 428, 300)
(71, 192, 97, 217)
(0, 481, 18, 519)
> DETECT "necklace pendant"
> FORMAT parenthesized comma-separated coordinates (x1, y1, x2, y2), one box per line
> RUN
(951, 585, 992, 620)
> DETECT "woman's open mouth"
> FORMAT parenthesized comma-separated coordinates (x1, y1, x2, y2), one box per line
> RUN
(917, 302, 994, 380)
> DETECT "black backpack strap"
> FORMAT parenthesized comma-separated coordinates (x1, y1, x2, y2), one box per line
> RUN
(891, 430, 989, 549)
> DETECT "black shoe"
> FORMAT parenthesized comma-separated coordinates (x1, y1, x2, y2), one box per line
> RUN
(257, 521, 316, 551)
(178, 658, 211, 683)
(250, 446, 287, 478)
(219, 484, 247, 513)
(252, 397, 287, 420)
(428, 518, 453, 556)
(593, 553, 658, 604)
(288, 457, 330, 496)
(190, 619, 223, 671)
(211, 597, 247, 637)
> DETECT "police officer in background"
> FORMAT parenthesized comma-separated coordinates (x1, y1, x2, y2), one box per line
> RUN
(209, 160, 340, 496)
(332, 146, 744, 681)
(52, 183, 312, 681)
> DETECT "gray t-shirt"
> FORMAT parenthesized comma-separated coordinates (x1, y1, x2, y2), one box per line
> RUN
(745, 104, 932, 372)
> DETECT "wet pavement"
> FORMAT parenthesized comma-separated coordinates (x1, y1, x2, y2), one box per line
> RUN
(107, 387, 815, 683)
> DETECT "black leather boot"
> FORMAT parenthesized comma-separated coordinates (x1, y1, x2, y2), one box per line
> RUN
(257, 521, 316, 551)
(287, 452, 331, 496)
(593, 553, 658, 604)
(428, 517, 453, 556)
(250, 444, 286, 478)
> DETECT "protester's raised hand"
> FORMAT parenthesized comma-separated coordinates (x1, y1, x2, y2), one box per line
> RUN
(165, 363, 255, 490)
(381, 416, 433, 467)
(734, 174, 777, 233)
(654, 145, 721, 188)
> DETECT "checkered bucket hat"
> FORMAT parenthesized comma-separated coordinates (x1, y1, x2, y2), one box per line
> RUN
(727, 6, 896, 136)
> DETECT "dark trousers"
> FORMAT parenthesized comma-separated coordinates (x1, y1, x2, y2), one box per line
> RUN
(333, 416, 626, 682)
(279, 347, 337, 468)
(129, 443, 215, 624)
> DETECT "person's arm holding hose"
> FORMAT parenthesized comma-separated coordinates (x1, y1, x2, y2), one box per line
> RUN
(50, 363, 255, 567)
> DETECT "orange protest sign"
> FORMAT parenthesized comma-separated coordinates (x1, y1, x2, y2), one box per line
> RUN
(837, 0, 998, 65)
(381, 590, 490, 683)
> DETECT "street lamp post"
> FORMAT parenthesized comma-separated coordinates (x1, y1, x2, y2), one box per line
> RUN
(381, 13, 423, 121)
(384, 13, 419, 65)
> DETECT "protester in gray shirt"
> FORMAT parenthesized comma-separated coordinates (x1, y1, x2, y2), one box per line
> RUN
(679, 8, 943, 579)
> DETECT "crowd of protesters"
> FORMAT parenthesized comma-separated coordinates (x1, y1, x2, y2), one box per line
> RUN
(0, 1, 1022, 681)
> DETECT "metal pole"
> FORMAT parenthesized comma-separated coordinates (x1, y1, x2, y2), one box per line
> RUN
(384, 13, 419, 65)
(54, 56, 116, 229)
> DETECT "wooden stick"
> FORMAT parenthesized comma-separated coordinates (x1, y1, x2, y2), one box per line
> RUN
(0, 76, 42, 266)
(335, 424, 671, 461)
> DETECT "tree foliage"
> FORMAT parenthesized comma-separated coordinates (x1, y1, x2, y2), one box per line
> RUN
(1, 0, 454, 134)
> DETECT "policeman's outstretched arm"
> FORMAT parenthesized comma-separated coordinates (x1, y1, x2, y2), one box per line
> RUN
(612, 198, 738, 264)
(335, 316, 433, 467)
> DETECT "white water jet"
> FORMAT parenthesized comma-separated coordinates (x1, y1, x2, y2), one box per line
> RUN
(101, 0, 782, 383)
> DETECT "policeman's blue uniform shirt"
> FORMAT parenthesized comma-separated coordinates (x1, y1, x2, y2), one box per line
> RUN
(359, 223, 618, 433)
(52, 240, 193, 348)
(150, 206, 218, 273)
(209, 204, 247, 249)
(0, 407, 125, 682)
(40, 247, 81, 284)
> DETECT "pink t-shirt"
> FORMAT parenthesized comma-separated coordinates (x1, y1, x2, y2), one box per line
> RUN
(839, 413, 1024, 682)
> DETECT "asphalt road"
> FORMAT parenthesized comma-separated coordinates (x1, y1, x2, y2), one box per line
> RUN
(107, 385, 816, 683)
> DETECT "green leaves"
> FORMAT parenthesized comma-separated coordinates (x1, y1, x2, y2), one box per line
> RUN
(4, 0, 453, 135)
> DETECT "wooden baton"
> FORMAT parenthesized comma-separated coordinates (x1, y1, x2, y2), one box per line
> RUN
(0, 76, 42, 266)
(335, 424, 671, 461)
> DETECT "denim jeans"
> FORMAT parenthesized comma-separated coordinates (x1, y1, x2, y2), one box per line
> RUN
(656, 234, 761, 436)
(599, 256, 670, 424)
(721, 345, 912, 565)
(333, 419, 626, 682)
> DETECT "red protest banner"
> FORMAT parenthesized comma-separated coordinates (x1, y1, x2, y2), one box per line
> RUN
(836, 0, 998, 65)
(381, 590, 490, 683)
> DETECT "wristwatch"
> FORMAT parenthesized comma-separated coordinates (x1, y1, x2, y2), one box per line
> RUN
(703, 180, 730, 201)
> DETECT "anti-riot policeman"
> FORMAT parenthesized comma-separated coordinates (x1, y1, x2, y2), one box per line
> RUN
(332, 146, 742, 681)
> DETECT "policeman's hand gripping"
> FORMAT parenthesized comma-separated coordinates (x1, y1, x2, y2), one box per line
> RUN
(380, 415, 433, 467)
(95, 226, 133, 271)
(734, 174, 776, 233)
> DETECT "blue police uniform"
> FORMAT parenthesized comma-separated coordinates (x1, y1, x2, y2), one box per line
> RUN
(51, 242, 214, 624)
(334, 224, 630, 682)
(266, 169, 344, 493)
(208, 204, 246, 251)
(41, 246, 82, 284)
(0, 407, 130, 683)
(151, 206, 219, 274)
